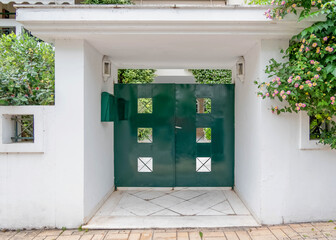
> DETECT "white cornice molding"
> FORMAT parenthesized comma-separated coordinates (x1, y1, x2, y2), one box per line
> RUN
(2, 0, 74, 4)
(16, 6, 322, 41)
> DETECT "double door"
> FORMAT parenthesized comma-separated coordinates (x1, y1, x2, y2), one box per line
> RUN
(114, 84, 234, 187)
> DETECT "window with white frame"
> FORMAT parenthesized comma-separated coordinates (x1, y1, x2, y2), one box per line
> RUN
(0, 107, 44, 153)
(299, 112, 330, 150)
(2, 115, 34, 144)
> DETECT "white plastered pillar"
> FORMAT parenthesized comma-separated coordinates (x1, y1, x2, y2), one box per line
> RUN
(54, 40, 115, 227)
(54, 39, 86, 228)
(234, 39, 289, 224)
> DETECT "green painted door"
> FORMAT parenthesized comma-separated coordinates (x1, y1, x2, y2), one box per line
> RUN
(114, 84, 234, 187)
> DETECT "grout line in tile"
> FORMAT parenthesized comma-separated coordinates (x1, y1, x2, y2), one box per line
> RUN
(224, 195, 237, 215)
(287, 225, 304, 239)
(267, 226, 281, 240)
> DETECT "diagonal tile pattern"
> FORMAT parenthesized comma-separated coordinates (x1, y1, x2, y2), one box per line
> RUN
(98, 188, 249, 217)
(85, 188, 259, 228)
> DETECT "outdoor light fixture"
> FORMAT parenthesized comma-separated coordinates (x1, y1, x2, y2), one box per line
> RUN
(236, 56, 245, 82)
(102, 55, 111, 82)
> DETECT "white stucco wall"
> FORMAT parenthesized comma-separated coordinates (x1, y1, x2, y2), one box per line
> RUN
(55, 39, 114, 227)
(0, 106, 56, 229)
(234, 41, 263, 222)
(54, 40, 86, 228)
(235, 39, 336, 225)
(83, 41, 115, 222)
(0, 40, 114, 229)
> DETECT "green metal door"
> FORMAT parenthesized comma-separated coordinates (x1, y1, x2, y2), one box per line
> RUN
(114, 84, 234, 187)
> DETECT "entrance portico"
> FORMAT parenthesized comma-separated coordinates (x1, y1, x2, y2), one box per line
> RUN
(4, 4, 334, 230)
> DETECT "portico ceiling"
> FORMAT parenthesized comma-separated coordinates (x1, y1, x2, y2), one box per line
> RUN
(16, 5, 320, 69)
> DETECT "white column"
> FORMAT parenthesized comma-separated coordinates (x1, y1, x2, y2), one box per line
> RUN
(54, 39, 85, 228)
(83, 42, 114, 221)
(234, 41, 263, 222)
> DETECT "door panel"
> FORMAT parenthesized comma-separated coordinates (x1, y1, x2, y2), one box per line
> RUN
(114, 84, 234, 187)
(114, 84, 175, 187)
(175, 84, 234, 187)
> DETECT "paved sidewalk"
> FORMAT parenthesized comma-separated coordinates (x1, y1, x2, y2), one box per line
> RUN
(1, 222, 336, 240)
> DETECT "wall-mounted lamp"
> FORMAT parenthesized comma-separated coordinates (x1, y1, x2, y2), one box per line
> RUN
(102, 55, 111, 82)
(236, 56, 245, 82)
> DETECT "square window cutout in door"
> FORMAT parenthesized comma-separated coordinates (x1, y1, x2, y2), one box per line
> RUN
(196, 98, 211, 114)
(196, 157, 211, 172)
(196, 128, 211, 143)
(138, 98, 153, 114)
(138, 157, 153, 172)
(138, 128, 153, 143)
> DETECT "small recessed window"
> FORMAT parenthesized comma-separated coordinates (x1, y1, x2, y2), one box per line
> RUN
(196, 128, 211, 143)
(138, 98, 153, 114)
(138, 157, 153, 172)
(196, 98, 211, 114)
(2, 115, 34, 144)
(138, 128, 153, 143)
(196, 157, 211, 172)
(309, 116, 330, 140)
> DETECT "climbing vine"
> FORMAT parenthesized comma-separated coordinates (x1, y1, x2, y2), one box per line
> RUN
(256, 0, 336, 148)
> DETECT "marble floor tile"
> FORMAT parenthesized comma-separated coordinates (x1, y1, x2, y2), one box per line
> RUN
(131, 191, 168, 200)
(151, 209, 180, 216)
(210, 201, 235, 215)
(170, 190, 207, 200)
(149, 195, 185, 208)
(84, 188, 258, 229)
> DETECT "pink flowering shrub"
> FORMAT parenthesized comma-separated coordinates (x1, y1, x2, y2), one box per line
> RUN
(256, 0, 336, 148)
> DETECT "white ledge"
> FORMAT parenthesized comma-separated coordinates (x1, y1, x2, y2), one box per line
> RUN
(16, 6, 320, 40)
(3, 0, 73, 4)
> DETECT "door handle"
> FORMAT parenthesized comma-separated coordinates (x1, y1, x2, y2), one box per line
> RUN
(175, 126, 182, 129)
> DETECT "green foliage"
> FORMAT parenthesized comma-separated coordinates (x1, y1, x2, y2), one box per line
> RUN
(118, 69, 156, 84)
(138, 128, 152, 142)
(204, 128, 211, 141)
(189, 69, 232, 84)
(138, 98, 153, 113)
(247, 0, 271, 5)
(264, 0, 335, 21)
(0, 33, 55, 105)
(82, 0, 133, 4)
(256, 0, 336, 148)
